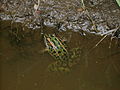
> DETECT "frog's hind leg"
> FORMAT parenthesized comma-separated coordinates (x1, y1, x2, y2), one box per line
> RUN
(47, 61, 70, 72)
(68, 48, 81, 67)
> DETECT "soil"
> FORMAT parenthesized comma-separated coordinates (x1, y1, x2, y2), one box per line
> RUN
(0, 0, 120, 36)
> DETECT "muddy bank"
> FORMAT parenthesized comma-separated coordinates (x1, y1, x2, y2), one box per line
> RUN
(0, 0, 120, 36)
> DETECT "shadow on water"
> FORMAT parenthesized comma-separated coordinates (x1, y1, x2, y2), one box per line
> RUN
(0, 21, 120, 90)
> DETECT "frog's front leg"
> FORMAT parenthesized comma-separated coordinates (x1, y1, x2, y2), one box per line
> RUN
(38, 48, 49, 55)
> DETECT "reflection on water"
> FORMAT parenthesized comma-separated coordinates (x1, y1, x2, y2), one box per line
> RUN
(0, 21, 120, 90)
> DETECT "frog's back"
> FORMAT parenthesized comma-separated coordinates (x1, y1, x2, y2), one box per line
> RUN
(44, 34, 69, 62)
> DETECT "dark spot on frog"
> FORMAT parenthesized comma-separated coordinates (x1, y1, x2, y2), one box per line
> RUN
(58, 51, 61, 54)
(63, 49, 66, 52)
(51, 51, 56, 55)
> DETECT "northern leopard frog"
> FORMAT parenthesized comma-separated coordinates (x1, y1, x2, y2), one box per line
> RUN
(44, 34, 80, 72)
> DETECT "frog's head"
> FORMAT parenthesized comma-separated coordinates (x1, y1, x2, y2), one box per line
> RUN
(44, 34, 49, 39)
(44, 34, 57, 49)
(44, 34, 53, 43)
(44, 34, 54, 40)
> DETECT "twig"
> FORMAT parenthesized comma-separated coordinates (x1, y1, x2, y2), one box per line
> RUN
(100, 27, 119, 36)
(94, 34, 107, 47)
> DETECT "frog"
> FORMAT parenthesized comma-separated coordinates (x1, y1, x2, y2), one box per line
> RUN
(44, 34, 81, 72)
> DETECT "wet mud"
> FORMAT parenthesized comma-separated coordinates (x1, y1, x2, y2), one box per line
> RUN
(0, 0, 120, 35)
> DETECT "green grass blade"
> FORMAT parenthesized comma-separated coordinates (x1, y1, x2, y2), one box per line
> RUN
(116, 0, 120, 7)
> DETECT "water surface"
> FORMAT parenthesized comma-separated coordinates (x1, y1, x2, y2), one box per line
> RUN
(0, 20, 120, 90)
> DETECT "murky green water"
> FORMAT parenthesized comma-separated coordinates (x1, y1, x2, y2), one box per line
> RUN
(0, 21, 120, 90)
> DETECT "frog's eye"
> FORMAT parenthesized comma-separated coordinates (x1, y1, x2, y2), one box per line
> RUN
(49, 46, 53, 49)
(51, 34, 54, 37)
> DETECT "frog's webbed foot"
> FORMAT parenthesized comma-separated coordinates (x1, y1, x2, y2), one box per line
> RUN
(48, 61, 70, 72)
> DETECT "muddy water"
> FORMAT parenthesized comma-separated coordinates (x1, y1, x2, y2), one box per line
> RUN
(0, 21, 120, 90)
